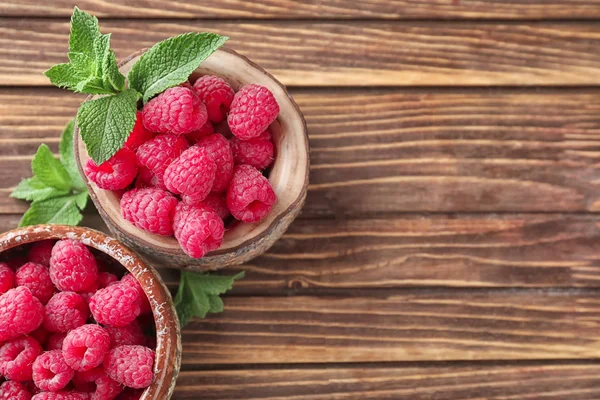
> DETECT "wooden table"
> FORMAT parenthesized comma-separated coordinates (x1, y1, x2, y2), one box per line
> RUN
(2, 1, 600, 398)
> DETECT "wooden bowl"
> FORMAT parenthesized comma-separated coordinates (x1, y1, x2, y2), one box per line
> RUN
(0, 225, 181, 400)
(75, 48, 309, 271)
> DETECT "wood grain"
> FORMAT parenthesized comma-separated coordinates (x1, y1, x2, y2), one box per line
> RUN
(3, 20, 600, 86)
(173, 363, 600, 399)
(3, 0, 600, 19)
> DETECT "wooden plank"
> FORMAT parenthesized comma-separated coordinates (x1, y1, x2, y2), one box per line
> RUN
(179, 293, 600, 364)
(173, 364, 600, 400)
(1, 88, 600, 215)
(3, 20, 600, 86)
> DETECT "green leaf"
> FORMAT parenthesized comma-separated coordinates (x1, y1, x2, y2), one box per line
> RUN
(75, 191, 88, 210)
(11, 177, 69, 202)
(95, 33, 125, 92)
(77, 89, 140, 164)
(45, 63, 80, 90)
(69, 7, 99, 56)
(207, 295, 224, 313)
(128, 32, 228, 102)
(59, 118, 86, 192)
(19, 195, 83, 227)
(31, 145, 72, 191)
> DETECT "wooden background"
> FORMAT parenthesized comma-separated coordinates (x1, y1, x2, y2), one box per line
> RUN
(2, 0, 600, 398)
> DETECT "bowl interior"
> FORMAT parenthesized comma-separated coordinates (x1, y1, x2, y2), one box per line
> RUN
(77, 48, 309, 258)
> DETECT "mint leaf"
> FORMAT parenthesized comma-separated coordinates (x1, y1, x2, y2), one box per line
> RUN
(31, 145, 72, 191)
(129, 32, 228, 102)
(59, 118, 86, 192)
(19, 195, 83, 227)
(75, 191, 88, 210)
(96, 34, 125, 92)
(69, 6, 99, 56)
(45, 63, 80, 90)
(11, 177, 69, 202)
(77, 89, 140, 164)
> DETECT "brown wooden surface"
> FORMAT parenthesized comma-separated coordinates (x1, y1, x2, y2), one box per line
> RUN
(2, 1, 600, 398)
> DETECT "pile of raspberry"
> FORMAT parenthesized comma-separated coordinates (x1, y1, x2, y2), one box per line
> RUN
(0, 239, 156, 400)
(85, 77, 280, 258)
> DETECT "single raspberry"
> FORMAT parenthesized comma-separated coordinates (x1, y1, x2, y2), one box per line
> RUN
(192, 75, 235, 123)
(0, 380, 32, 400)
(84, 148, 138, 191)
(62, 325, 110, 372)
(89, 284, 141, 327)
(142, 87, 207, 135)
(103, 346, 154, 389)
(47, 333, 67, 351)
(0, 263, 14, 295)
(124, 112, 154, 151)
(226, 165, 276, 222)
(32, 392, 90, 400)
(28, 241, 56, 267)
(44, 292, 89, 333)
(49, 240, 98, 293)
(16, 263, 55, 305)
(228, 84, 279, 140)
(200, 193, 230, 219)
(173, 203, 224, 258)
(133, 167, 166, 191)
(135, 133, 188, 182)
(73, 367, 122, 399)
(119, 275, 150, 315)
(120, 188, 178, 236)
(164, 147, 216, 204)
(0, 287, 45, 342)
(231, 135, 274, 170)
(32, 350, 74, 392)
(30, 327, 50, 347)
(186, 121, 214, 143)
(104, 321, 145, 348)
(0, 337, 43, 381)
(196, 134, 234, 193)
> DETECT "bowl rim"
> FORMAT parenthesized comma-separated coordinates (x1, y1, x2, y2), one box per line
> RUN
(0, 224, 182, 400)
(75, 46, 310, 261)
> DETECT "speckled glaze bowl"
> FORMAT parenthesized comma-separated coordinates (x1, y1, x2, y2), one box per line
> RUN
(0, 225, 181, 400)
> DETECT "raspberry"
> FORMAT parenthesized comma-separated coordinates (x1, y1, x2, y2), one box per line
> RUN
(103, 346, 154, 389)
(28, 241, 56, 267)
(104, 321, 145, 348)
(32, 392, 90, 400)
(32, 350, 74, 392)
(73, 367, 122, 400)
(133, 167, 166, 191)
(197, 134, 234, 193)
(124, 112, 154, 151)
(164, 147, 216, 204)
(44, 292, 89, 333)
(0, 287, 44, 342)
(62, 325, 110, 372)
(119, 275, 150, 315)
(226, 165, 276, 222)
(186, 121, 214, 143)
(201, 193, 230, 220)
(0, 337, 43, 381)
(89, 284, 141, 327)
(84, 149, 138, 191)
(0, 263, 14, 295)
(49, 240, 98, 293)
(228, 84, 279, 140)
(98, 273, 118, 289)
(0, 380, 32, 400)
(142, 87, 207, 135)
(135, 133, 188, 178)
(173, 203, 224, 258)
(192, 75, 235, 123)
(231, 135, 274, 170)
(120, 188, 178, 236)
(47, 333, 67, 351)
(16, 263, 55, 305)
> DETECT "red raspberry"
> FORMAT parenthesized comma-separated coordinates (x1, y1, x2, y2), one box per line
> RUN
(192, 75, 235, 123)
(103, 346, 154, 389)
(164, 147, 216, 205)
(28, 241, 56, 267)
(47, 333, 67, 351)
(135, 134, 188, 183)
(124, 112, 154, 151)
(98, 273, 118, 289)
(32, 392, 90, 400)
(119, 275, 150, 315)
(197, 134, 234, 193)
(44, 292, 89, 333)
(120, 188, 178, 236)
(0, 380, 32, 400)
(226, 165, 276, 222)
(49, 240, 98, 293)
(142, 87, 207, 135)
(173, 203, 224, 258)
(228, 84, 279, 140)
(0, 263, 14, 295)
(62, 325, 110, 372)
(0, 337, 43, 381)
(133, 167, 166, 191)
(84, 149, 138, 191)
(73, 367, 122, 399)
(186, 121, 214, 143)
(200, 193, 230, 220)
(104, 321, 145, 348)
(0, 287, 44, 342)
(89, 284, 141, 327)
(16, 263, 55, 305)
(231, 135, 274, 170)
(32, 350, 74, 392)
